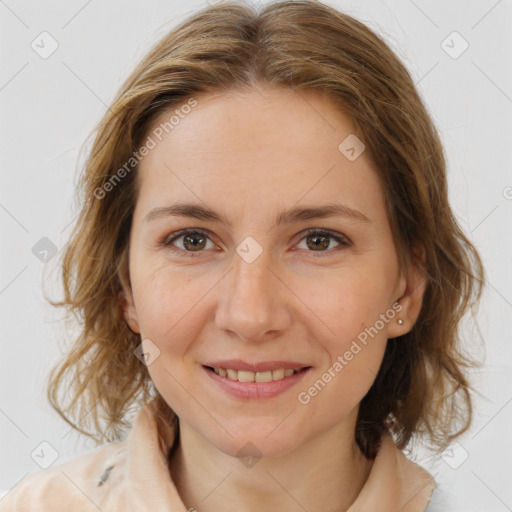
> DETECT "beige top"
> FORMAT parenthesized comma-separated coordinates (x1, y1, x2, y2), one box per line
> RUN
(0, 398, 436, 511)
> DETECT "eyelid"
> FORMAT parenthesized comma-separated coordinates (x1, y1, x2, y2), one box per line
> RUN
(161, 228, 219, 254)
(161, 227, 352, 257)
(298, 228, 351, 246)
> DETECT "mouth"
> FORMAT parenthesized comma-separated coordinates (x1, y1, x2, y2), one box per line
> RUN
(203, 365, 311, 382)
(202, 363, 313, 400)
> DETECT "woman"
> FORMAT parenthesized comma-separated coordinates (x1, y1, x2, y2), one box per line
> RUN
(0, 1, 484, 510)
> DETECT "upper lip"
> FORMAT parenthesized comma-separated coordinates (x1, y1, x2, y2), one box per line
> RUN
(204, 359, 311, 372)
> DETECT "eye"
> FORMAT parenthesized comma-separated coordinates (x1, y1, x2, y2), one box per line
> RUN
(161, 228, 351, 258)
(162, 229, 216, 257)
(295, 228, 351, 255)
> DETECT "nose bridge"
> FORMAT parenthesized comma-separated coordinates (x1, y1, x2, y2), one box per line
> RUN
(215, 242, 289, 340)
(229, 245, 274, 316)
(232, 248, 271, 302)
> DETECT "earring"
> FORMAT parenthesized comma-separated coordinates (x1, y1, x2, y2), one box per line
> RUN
(397, 318, 404, 325)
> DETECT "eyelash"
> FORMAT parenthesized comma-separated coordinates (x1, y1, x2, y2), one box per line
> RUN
(160, 228, 351, 258)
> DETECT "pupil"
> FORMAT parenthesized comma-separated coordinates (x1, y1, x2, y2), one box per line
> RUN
(308, 235, 328, 250)
(185, 234, 205, 250)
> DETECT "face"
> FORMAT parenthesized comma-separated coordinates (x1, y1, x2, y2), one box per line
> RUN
(122, 86, 425, 458)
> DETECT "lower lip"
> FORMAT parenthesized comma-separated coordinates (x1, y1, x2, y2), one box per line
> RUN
(203, 365, 312, 400)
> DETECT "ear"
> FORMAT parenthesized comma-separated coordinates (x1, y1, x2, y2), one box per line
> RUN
(119, 287, 141, 335)
(117, 250, 140, 335)
(387, 244, 427, 339)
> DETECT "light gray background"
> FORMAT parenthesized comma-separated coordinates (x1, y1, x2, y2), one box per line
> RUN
(1, 0, 511, 510)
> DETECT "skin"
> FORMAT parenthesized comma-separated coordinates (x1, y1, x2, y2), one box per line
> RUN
(122, 86, 426, 512)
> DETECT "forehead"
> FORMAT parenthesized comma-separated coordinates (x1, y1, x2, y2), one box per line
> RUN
(146, 86, 358, 157)
(135, 87, 384, 222)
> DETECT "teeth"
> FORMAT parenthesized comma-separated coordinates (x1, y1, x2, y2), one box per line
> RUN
(211, 367, 303, 382)
(273, 368, 285, 380)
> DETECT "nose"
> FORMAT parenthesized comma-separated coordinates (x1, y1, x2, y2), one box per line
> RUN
(214, 245, 292, 342)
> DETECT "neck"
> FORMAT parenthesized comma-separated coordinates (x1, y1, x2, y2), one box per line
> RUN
(168, 416, 374, 512)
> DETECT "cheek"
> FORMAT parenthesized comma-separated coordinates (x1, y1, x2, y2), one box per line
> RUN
(298, 290, 390, 419)
(130, 265, 201, 352)
(131, 269, 205, 407)
(298, 338, 387, 428)
(292, 264, 394, 405)
(293, 261, 397, 345)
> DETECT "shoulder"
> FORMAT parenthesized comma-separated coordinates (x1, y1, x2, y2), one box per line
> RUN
(380, 434, 437, 511)
(423, 482, 454, 511)
(0, 439, 128, 512)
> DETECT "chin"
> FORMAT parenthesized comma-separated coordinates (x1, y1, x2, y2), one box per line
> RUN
(218, 434, 301, 461)
(198, 420, 307, 460)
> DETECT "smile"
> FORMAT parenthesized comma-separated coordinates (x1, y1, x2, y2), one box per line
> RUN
(202, 365, 312, 400)
(208, 366, 304, 382)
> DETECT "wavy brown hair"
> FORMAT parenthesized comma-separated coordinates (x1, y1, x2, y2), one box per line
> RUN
(47, 0, 485, 459)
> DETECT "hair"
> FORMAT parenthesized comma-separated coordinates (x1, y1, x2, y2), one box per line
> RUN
(47, 0, 485, 460)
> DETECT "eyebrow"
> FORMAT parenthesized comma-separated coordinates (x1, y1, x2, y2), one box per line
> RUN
(143, 201, 371, 227)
